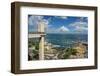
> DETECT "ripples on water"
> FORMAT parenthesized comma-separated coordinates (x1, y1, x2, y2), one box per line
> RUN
(45, 34, 88, 48)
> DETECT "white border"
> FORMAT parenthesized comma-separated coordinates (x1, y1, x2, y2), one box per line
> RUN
(20, 6, 95, 70)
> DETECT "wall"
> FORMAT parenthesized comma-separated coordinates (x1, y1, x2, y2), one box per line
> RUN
(0, 0, 100, 76)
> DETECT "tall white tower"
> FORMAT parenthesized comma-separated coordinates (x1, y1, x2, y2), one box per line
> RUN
(38, 20, 45, 60)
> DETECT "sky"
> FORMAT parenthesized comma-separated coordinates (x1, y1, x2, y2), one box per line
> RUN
(28, 15, 88, 34)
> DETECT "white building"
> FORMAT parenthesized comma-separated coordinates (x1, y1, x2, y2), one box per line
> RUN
(29, 20, 46, 60)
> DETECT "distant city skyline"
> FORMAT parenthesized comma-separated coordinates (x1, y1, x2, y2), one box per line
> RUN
(28, 15, 88, 34)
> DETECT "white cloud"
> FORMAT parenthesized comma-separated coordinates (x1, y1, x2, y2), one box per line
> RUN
(75, 26, 88, 32)
(28, 16, 43, 26)
(59, 16, 68, 19)
(69, 21, 88, 32)
(28, 15, 49, 29)
(70, 22, 87, 27)
(55, 16, 68, 19)
(79, 17, 88, 22)
(46, 26, 69, 34)
(58, 26, 69, 32)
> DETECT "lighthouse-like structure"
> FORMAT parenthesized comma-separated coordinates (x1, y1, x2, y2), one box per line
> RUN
(38, 20, 46, 60)
(29, 19, 46, 60)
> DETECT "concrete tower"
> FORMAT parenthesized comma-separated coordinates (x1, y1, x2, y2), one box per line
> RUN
(38, 20, 45, 60)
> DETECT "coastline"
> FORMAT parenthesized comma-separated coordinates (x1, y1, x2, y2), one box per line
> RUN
(28, 33, 88, 60)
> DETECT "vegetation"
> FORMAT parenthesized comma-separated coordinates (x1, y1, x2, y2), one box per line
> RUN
(58, 48, 77, 59)
(28, 40, 39, 60)
(32, 49, 39, 60)
(28, 38, 86, 60)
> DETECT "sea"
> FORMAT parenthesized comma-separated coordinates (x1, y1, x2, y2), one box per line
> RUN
(45, 33, 88, 48)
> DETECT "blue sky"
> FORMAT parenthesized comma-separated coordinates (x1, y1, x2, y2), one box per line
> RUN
(28, 15, 88, 34)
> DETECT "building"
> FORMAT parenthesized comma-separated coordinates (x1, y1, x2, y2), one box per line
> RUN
(28, 20, 46, 60)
